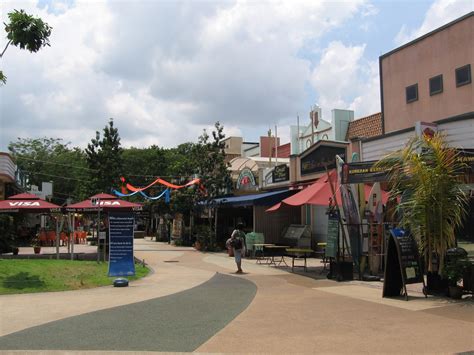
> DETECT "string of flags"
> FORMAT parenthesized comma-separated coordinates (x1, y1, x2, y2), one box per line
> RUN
(112, 176, 202, 202)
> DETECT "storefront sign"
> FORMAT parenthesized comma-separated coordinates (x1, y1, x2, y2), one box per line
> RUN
(272, 164, 289, 183)
(236, 168, 257, 190)
(108, 212, 135, 277)
(415, 121, 438, 139)
(341, 161, 391, 184)
(301, 146, 346, 176)
(458, 149, 474, 172)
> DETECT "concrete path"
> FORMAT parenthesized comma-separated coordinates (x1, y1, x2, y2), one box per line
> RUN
(1, 239, 473, 354)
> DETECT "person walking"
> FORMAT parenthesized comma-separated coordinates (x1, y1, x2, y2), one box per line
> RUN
(228, 223, 247, 274)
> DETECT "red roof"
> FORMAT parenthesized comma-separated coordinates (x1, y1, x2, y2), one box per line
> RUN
(267, 170, 388, 211)
(0, 193, 61, 212)
(66, 194, 142, 212)
(346, 112, 382, 141)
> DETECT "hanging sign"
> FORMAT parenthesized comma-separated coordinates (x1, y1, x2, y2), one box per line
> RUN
(382, 228, 426, 300)
(341, 161, 391, 184)
(108, 212, 135, 277)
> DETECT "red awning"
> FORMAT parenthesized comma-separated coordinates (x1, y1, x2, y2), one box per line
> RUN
(0, 193, 61, 213)
(266, 171, 389, 212)
(66, 193, 142, 212)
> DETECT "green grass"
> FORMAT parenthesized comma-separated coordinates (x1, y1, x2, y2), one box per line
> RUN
(0, 260, 150, 295)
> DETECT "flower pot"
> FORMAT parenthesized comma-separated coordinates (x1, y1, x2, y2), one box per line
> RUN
(33, 246, 41, 254)
(448, 285, 463, 299)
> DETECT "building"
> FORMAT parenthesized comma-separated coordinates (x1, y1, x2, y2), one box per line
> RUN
(361, 12, 473, 162)
(353, 12, 473, 240)
(0, 152, 26, 200)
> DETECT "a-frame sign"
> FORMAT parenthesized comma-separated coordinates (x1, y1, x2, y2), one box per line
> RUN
(383, 228, 427, 301)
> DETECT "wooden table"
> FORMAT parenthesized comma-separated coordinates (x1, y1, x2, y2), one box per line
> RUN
(253, 244, 275, 264)
(263, 245, 290, 267)
(285, 248, 314, 272)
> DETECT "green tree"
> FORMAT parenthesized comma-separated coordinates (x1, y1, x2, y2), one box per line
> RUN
(85, 119, 123, 194)
(8, 137, 88, 204)
(1, 9, 52, 84)
(193, 122, 232, 248)
(376, 133, 468, 273)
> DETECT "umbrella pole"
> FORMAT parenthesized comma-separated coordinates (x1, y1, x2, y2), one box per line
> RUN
(71, 214, 76, 260)
(56, 216, 60, 259)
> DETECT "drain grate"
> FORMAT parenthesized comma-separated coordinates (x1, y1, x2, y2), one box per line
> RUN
(163, 260, 179, 263)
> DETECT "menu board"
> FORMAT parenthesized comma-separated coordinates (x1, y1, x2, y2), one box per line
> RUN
(325, 213, 339, 258)
(396, 233, 423, 283)
(383, 228, 424, 300)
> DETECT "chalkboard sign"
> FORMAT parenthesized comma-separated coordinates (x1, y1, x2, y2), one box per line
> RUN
(325, 213, 339, 258)
(383, 228, 426, 300)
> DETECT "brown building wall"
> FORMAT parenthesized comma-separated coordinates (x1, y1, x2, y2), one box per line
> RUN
(260, 136, 280, 158)
(271, 142, 291, 158)
(381, 14, 473, 133)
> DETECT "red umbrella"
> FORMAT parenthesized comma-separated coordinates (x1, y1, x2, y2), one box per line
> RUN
(66, 193, 142, 212)
(0, 193, 61, 213)
(267, 171, 389, 212)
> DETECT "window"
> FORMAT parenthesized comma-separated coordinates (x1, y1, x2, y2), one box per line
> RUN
(429, 75, 443, 96)
(456, 64, 471, 87)
(406, 84, 418, 103)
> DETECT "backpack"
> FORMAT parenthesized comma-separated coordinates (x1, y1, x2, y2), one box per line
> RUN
(231, 237, 243, 250)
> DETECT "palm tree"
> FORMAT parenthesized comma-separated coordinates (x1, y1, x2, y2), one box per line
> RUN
(376, 133, 468, 273)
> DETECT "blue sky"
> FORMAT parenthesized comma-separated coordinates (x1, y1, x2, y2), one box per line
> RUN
(1, 0, 472, 150)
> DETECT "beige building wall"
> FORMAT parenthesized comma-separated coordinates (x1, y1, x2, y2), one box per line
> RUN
(381, 14, 473, 133)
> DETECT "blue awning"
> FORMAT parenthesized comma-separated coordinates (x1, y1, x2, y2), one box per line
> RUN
(212, 189, 295, 207)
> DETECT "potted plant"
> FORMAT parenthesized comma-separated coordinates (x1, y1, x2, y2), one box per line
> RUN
(442, 258, 469, 299)
(31, 237, 41, 254)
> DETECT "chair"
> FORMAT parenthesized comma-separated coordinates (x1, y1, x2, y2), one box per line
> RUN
(38, 231, 48, 246)
(47, 231, 56, 246)
(60, 232, 68, 246)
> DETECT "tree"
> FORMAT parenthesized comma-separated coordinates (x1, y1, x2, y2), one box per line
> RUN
(193, 122, 232, 248)
(376, 134, 468, 273)
(8, 137, 89, 204)
(1, 9, 52, 84)
(85, 119, 124, 194)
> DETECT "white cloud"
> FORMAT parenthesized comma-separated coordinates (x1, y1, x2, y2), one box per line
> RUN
(310, 41, 380, 120)
(395, 0, 472, 45)
(1, 0, 377, 151)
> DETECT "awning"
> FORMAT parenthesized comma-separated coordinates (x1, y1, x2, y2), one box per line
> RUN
(267, 171, 389, 212)
(212, 189, 295, 207)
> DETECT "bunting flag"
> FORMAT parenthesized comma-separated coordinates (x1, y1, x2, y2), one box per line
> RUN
(112, 188, 171, 202)
(123, 177, 201, 192)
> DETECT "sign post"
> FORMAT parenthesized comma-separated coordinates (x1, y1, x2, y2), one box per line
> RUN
(108, 212, 135, 277)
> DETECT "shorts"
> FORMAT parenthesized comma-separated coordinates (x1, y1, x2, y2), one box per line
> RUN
(234, 249, 242, 263)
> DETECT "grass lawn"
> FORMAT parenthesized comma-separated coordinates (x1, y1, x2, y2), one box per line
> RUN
(0, 259, 150, 295)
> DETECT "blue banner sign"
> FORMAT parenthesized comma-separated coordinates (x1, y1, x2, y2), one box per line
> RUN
(108, 212, 135, 277)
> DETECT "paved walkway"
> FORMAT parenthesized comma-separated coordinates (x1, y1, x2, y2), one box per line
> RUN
(1, 239, 473, 354)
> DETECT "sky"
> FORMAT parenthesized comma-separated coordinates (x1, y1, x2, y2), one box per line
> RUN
(1, 0, 472, 151)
